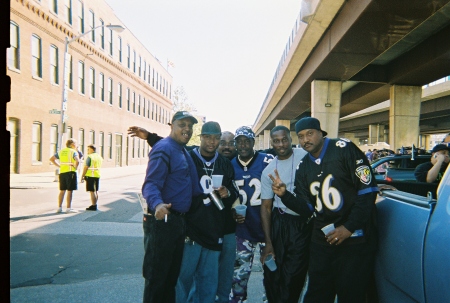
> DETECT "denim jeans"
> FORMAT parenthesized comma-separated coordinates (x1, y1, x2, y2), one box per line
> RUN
(176, 240, 221, 303)
(216, 233, 236, 303)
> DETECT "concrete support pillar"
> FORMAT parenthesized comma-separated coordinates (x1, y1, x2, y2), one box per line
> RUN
(344, 132, 358, 146)
(291, 131, 299, 146)
(311, 80, 342, 138)
(275, 119, 290, 128)
(389, 85, 421, 151)
(368, 124, 385, 144)
(263, 130, 271, 150)
(254, 136, 260, 151)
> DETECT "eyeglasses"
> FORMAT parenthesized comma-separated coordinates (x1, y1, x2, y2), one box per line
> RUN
(219, 141, 235, 147)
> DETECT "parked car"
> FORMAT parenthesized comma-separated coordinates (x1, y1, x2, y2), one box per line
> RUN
(374, 165, 449, 302)
(371, 154, 431, 181)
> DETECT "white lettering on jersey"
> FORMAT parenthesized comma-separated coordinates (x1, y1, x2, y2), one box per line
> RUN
(200, 175, 214, 205)
(310, 174, 343, 213)
(235, 178, 262, 206)
(336, 140, 347, 148)
(356, 159, 363, 165)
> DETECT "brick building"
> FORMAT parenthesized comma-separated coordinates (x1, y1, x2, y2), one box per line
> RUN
(8, 0, 173, 173)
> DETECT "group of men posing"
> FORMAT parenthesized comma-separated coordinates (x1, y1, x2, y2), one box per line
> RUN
(130, 111, 380, 303)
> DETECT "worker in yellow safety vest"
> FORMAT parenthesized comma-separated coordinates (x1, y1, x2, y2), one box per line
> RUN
(81, 145, 103, 211)
(50, 139, 79, 213)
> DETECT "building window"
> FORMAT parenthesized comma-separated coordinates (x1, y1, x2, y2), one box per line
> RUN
(108, 78, 113, 105)
(89, 67, 95, 98)
(133, 50, 136, 73)
(118, 36, 122, 62)
(107, 133, 112, 159)
(138, 55, 141, 77)
(31, 34, 42, 78)
(137, 139, 140, 158)
(78, 60, 85, 94)
(132, 137, 135, 158)
(78, 129, 85, 155)
(89, 130, 95, 144)
(50, 0, 58, 14)
(126, 44, 130, 69)
(132, 91, 136, 113)
(126, 88, 130, 111)
(32, 122, 42, 162)
(147, 100, 150, 118)
(99, 132, 104, 157)
(99, 72, 104, 102)
(151, 102, 154, 120)
(77, 0, 84, 33)
(89, 10, 95, 42)
(118, 83, 122, 108)
(143, 97, 146, 118)
(147, 65, 151, 84)
(137, 95, 141, 116)
(8, 21, 20, 70)
(67, 126, 73, 139)
(100, 19, 104, 49)
(50, 45, 59, 84)
(65, 0, 72, 24)
(143, 60, 146, 81)
(50, 124, 58, 156)
(68, 55, 73, 89)
(108, 28, 113, 56)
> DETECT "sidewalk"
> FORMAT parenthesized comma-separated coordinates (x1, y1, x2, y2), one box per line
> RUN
(10, 165, 148, 189)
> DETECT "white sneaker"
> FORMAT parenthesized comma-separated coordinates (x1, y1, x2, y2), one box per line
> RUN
(65, 208, 75, 213)
(56, 207, 62, 213)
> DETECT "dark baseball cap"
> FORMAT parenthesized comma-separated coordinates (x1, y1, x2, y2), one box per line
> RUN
(431, 144, 450, 153)
(201, 121, 221, 135)
(171, 111, 198, 124)
(295, 117, 327, 137)
(234, 126, 255, 140)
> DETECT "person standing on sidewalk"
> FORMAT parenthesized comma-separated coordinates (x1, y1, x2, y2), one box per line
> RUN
(49, 138, 79, 213)
(230, 126, 274, 303)
(260, 126, 311, 303)
(141, 111, 203, 303)
(270, 117, 378, 303)
(80, 145, 103, 211)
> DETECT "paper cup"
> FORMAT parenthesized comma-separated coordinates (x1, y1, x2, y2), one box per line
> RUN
(235, 205, 247, 216)
(212, 175, 223, 189)
(265, 254, 277, 271)
(321, 223, 335, 235)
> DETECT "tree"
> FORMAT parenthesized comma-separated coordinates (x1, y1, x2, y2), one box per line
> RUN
(172, 86, 202, 146)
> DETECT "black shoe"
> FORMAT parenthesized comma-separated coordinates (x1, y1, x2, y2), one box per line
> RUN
(86, 205, 97, 211)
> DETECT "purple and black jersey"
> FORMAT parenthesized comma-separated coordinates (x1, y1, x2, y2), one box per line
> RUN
(232, 151, 274, 242)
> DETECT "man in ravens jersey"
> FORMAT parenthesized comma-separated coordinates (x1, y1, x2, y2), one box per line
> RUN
(230, 126, 274, 303)
(270, 117, 378, 303)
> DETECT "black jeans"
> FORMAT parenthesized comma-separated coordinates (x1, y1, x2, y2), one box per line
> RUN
(142, 213, 186, 303)
(263, 210, 312, 303)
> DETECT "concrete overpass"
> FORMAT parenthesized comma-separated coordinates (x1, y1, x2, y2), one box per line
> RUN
(253, 0, 450, 150)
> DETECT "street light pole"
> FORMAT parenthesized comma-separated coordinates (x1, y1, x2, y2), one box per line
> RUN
(57, 24, 125, 152)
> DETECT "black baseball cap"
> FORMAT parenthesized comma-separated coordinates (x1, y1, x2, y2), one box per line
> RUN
(171, 111, 198, 124)
(295, 117, 328, 137)
(201, 121, 221, 135)
(431, 144, 450, 153)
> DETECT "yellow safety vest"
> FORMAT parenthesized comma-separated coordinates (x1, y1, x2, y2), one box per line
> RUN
(59, 147, 77, 173)
(86, 153, 103, 178)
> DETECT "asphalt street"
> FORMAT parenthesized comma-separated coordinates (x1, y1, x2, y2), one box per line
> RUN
(9, 165, 268, 303)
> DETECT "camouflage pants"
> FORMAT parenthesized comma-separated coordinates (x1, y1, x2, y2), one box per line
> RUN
(229, 236, 267, 303)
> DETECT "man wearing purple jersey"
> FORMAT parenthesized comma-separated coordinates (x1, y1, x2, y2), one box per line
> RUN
(270, 117, 378, 303)
(230, 126, 274, 303)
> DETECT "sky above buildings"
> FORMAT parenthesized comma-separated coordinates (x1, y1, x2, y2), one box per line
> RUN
(106, 0, 302, 133)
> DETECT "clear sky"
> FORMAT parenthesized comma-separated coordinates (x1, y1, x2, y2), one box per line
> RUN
(106, 0, 302, 133)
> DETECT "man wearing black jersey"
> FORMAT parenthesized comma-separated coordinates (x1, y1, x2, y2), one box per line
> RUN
(270, 117, 378, 303)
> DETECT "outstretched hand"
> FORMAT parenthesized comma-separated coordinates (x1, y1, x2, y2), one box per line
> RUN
(268, 169, 287, 197)
(127, 126, 149, 140)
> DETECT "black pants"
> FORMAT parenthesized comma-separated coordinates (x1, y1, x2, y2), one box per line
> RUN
(142, 213, 186, 303)
(304, 241, 375, 303)
(264, 210, 312, 303)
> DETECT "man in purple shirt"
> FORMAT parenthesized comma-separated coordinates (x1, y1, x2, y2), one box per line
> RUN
(141, 111, 203, 303)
